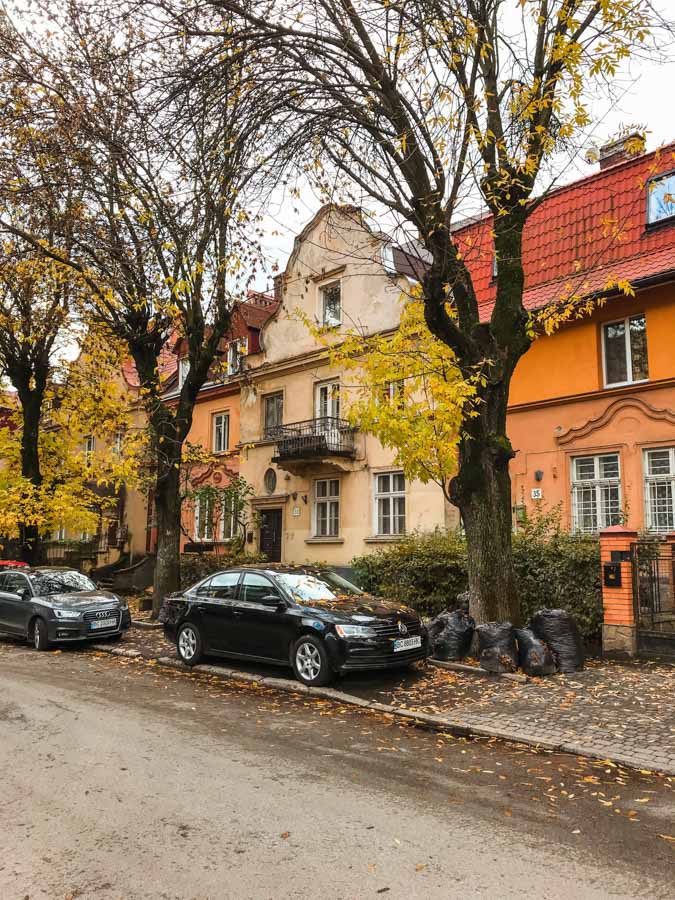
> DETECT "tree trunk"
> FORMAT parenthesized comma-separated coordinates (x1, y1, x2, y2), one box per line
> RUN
(18, 389, 43, 565)
(152, 461, 182, 618)
(450, 386, 521, 626)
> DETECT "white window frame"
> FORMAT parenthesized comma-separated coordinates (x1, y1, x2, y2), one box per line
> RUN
(195, 493, 236, 542)
(212, 412, 230, 454)
(646, 170, 675, 225)
(313, 478, 340, 537)
(315, 380, 340, 420)
(373, 471, 407, 536)
(53, 525, 66, 541)
(113, 431, 123, 456)
(194, 494, 214, 542)
(178, 357, 189, 388)
(263, 392, 284, 438)
(570, 453, 622, 533)
(319, 280, 342, 327)
(227, 338, 248, 376)
(84, 435, 95, 464)
(601, 314, 648, 388)
(643, 447, 675, 534)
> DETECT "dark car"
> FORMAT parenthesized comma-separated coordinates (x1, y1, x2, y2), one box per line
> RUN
(161, 566, 428, 686)
(0, 567, 132, 650)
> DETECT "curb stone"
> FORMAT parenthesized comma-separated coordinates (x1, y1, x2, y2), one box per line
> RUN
(130, 620, 163, 631)
(87, 643, 675, 777)
(429, 658, 530, 684)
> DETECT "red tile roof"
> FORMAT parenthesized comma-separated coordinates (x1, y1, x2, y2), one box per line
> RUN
(447, 144, 675, 317)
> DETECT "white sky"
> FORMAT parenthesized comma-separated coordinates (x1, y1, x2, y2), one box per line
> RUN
(255, 31, 675, 292)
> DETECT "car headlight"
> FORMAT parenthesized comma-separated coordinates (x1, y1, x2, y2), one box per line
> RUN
(335, 624, 377, 638)
(117, 598, 129, 610)
(54, 609, 81, 620)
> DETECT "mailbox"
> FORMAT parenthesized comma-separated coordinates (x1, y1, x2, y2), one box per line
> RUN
(603, 562, 622, 588)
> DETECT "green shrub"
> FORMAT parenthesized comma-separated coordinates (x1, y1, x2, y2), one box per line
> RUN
(351, 518, 602, 641)
(180, 549, 267, 588)
(352, 529, 468, 617)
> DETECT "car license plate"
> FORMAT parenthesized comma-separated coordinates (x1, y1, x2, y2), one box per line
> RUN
(90, 617, 117, 630)
(393, 635, 422, 652)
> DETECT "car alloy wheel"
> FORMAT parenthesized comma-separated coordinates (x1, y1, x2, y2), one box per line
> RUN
(295, 641, 322, 681)
(33, 618, 49, 651)
(177, 623, 202, 666)
(179, 626, 197, 660)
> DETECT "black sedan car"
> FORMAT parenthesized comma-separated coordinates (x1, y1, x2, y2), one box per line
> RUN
(161, 566, 428, 686)
(0, 567, 131, 650)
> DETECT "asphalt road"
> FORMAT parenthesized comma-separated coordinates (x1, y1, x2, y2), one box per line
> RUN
(1, 642, 673, 899)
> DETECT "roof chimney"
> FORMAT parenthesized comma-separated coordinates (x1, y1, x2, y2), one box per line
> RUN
(598, 132, 646, 170)
(273, 273, 284, 304)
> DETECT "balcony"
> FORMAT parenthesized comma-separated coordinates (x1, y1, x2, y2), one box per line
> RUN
(268, 417, 356, 469)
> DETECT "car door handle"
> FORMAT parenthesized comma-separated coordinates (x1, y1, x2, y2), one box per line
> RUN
(233, 610, 244, 617)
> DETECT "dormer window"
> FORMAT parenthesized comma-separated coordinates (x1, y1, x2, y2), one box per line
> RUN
(647, 171, 675, 225)
(178, 357, 189, 388)
(227, 338, 247, 375)
(320, 281, 341, 327)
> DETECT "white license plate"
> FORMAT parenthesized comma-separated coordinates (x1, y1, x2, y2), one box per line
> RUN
(90, 617, 117, 630)
(393, 635, 422, 652)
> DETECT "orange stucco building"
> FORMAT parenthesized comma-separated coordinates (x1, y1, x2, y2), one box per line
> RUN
(451, 138, 675, 536)
(161, 293, 279, 552)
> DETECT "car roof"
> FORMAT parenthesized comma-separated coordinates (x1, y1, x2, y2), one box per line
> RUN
(1, 566, 82, 575)
(204, 565, 331, 579)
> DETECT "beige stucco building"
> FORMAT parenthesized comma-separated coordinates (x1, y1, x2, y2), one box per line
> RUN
(238, 206, 454, 565)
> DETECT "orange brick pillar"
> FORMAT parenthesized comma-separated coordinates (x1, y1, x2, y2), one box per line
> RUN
(600, 525, 638, 657)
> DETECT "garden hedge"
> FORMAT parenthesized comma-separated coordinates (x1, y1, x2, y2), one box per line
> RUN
(351, 523, 602, 642)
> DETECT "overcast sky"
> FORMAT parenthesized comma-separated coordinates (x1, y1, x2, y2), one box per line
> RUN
(255, 34, 675, 293)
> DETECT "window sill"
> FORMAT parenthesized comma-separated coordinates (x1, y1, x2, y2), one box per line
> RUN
(364, 535, 405, 543)
(603, 378, 649, 390)
(305, 537, 344, 544)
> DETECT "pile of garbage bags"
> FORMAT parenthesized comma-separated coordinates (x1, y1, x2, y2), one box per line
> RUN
(426, 609, 475, 661)
(427, 606, 584, 676)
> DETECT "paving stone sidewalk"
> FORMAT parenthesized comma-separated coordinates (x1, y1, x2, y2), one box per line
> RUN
(440, 661, 675, 775)
(102, 625, 675, 776)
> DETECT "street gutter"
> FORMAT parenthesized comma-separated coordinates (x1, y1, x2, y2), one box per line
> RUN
(88, 642, 675, 777)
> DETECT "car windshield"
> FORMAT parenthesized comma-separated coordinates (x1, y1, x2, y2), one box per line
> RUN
(275, 571, 363, 603)
(30, 571, 97, 596)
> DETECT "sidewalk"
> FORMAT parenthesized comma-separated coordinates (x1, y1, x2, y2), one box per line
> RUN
(101, 625, 675, 776)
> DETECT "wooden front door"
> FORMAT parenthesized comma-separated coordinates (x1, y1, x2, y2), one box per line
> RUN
(259, 508, 283, 562)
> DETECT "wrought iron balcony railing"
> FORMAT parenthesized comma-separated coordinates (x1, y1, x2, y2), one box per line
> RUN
(268, 416, 356, 462)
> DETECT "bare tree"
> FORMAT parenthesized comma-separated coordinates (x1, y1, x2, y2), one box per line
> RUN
(203, 0, 667, 623)
(0, 2, 294, 611)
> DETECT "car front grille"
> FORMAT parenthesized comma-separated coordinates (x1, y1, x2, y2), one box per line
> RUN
(368, 619, 422, 640)
(83, 609, 119, 629)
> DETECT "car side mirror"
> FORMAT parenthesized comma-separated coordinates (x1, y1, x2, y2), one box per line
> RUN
(261, 593, 284, 608)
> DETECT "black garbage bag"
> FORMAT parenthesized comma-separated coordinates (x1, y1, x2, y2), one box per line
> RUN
(515, 628, 557, 676)
(476, 622, 518, 674)
(530, 608, 585, 672)
(427, 610, 475, 661)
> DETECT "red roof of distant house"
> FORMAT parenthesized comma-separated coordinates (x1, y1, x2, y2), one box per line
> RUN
(121, 291, 279, 390)
(398, 143, 675, 318)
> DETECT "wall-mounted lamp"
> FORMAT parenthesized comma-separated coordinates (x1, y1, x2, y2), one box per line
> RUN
(291, 491, 298, 500)
(302, 494, 308, 505)
(534, 470, 544, 482)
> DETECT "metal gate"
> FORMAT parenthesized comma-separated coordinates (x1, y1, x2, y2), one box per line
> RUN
(631, 540, 675, 654)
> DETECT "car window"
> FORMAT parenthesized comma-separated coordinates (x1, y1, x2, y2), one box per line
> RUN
(30, 571, 96, 595)
(240, 573, 277, 604)
(275, 571, 363, 603)
(208, 572, 240, 600)
(3, 573, 30, 596)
